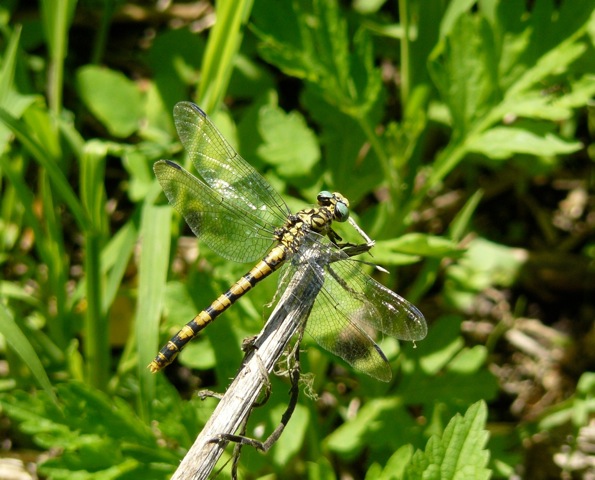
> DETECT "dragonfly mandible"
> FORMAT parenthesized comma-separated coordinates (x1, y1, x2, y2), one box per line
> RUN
(149, 102, 427, 381)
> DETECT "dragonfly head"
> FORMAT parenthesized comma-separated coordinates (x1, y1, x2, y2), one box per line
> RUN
(317, 191, 350, 223)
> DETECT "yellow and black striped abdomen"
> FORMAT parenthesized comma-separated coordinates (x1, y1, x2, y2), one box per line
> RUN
(148, 245, 288, 373)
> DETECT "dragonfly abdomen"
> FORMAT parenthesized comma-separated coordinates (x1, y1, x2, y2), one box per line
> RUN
(148, 245, 288, 372)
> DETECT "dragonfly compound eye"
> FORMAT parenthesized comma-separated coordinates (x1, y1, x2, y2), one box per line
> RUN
(334, 200, 349, 222)
(316, 191, 333, 206)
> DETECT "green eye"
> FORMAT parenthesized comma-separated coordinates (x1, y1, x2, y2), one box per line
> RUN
(335, 201, 349, 222)
(317, 191, 332, 205)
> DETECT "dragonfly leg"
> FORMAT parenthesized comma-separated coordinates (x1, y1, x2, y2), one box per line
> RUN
(208, 328, 304, 457)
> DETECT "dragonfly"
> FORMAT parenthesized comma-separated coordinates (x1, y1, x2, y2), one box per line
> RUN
(149, 102, 427, 381)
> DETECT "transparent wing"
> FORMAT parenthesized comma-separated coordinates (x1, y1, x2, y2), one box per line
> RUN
(173, 102, 290, 232)
(319, 252, 427, 341)
(278, 235, 427, 381)
(154, 160, 275, 263)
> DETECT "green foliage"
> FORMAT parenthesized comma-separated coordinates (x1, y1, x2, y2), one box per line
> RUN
(77, 66, 144, 138)
(403, 401, 490, 480)
(0, 382, 180, 479)
(0, 0, 593, 478)
(256, 104, 320, 178)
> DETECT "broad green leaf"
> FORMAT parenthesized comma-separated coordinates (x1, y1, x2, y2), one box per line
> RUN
(448, 346, 488, 374)
(445, 237, 526, 292)
(373, 234, 460, 265)
(467, 126, 582, 159)
(144, 28, 205, 115)
(439, 0, 478, 38)
(425, 2, 593, 190)
(325, 397, 421, 459)
(301, 89, 385, 202)
(271, 403, 309, 466)
(76, 66, 143, 138)
(257, 105, 320, 178)
(504, 34, 587, 99)
(417, 315, 465, 376)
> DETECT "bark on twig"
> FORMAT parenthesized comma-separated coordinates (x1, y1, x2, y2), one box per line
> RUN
(171, 263, 322, 480)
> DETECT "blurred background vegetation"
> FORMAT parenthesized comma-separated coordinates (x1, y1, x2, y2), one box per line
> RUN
(0, 0, 594, 478)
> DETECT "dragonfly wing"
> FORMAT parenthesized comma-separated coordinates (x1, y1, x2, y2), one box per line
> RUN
(280, 236, 427, 381)
(154, 160, 274, 263)
(307, 285, 394, 382)
(276, 238, 389, 381)
(321, 254, 427, 342)
(173, 102, 290, 231)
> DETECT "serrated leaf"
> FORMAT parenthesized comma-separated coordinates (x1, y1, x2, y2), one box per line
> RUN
(76, 66, 143, 138)
(378, 444, 414, 480)
(428, 14, 499, 135)
(254, 0, 381, 117)
(404, 401, 491, 480)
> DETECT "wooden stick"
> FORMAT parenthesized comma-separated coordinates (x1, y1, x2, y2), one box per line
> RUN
(171, 262, 323, 480)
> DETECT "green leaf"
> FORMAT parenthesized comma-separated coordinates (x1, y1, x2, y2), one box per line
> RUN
(418, 315, 465, 375)
(0, 304, 55, 400)
(136, 203, 172, 416)
(428, 14, 499, 136)
(377, 444, 414, 480)
(257, 105, 320, 178)
(271, 403, 309, 466)
(0, 383, 177, 479)
(253, 0, 382, 116)
(400, 316, 499, 407)
(76, 66, 143, 138)
(424, 2, 594, 190)
(196, 0, 254, 111)
(404, 401, 491, 480)
(0, 106, 90, 231)
(0, 27, 38, 152)
(445, 237, 526, 300)
(325, 397, 421, 459)
(306, 457, 336, 479)
(373, 234, 460, 265)
(301, 90, 385, 202)
(467, 126, 582, 159)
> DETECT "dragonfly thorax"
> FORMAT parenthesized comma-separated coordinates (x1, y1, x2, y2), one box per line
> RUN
(273, 192, 350, 253)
